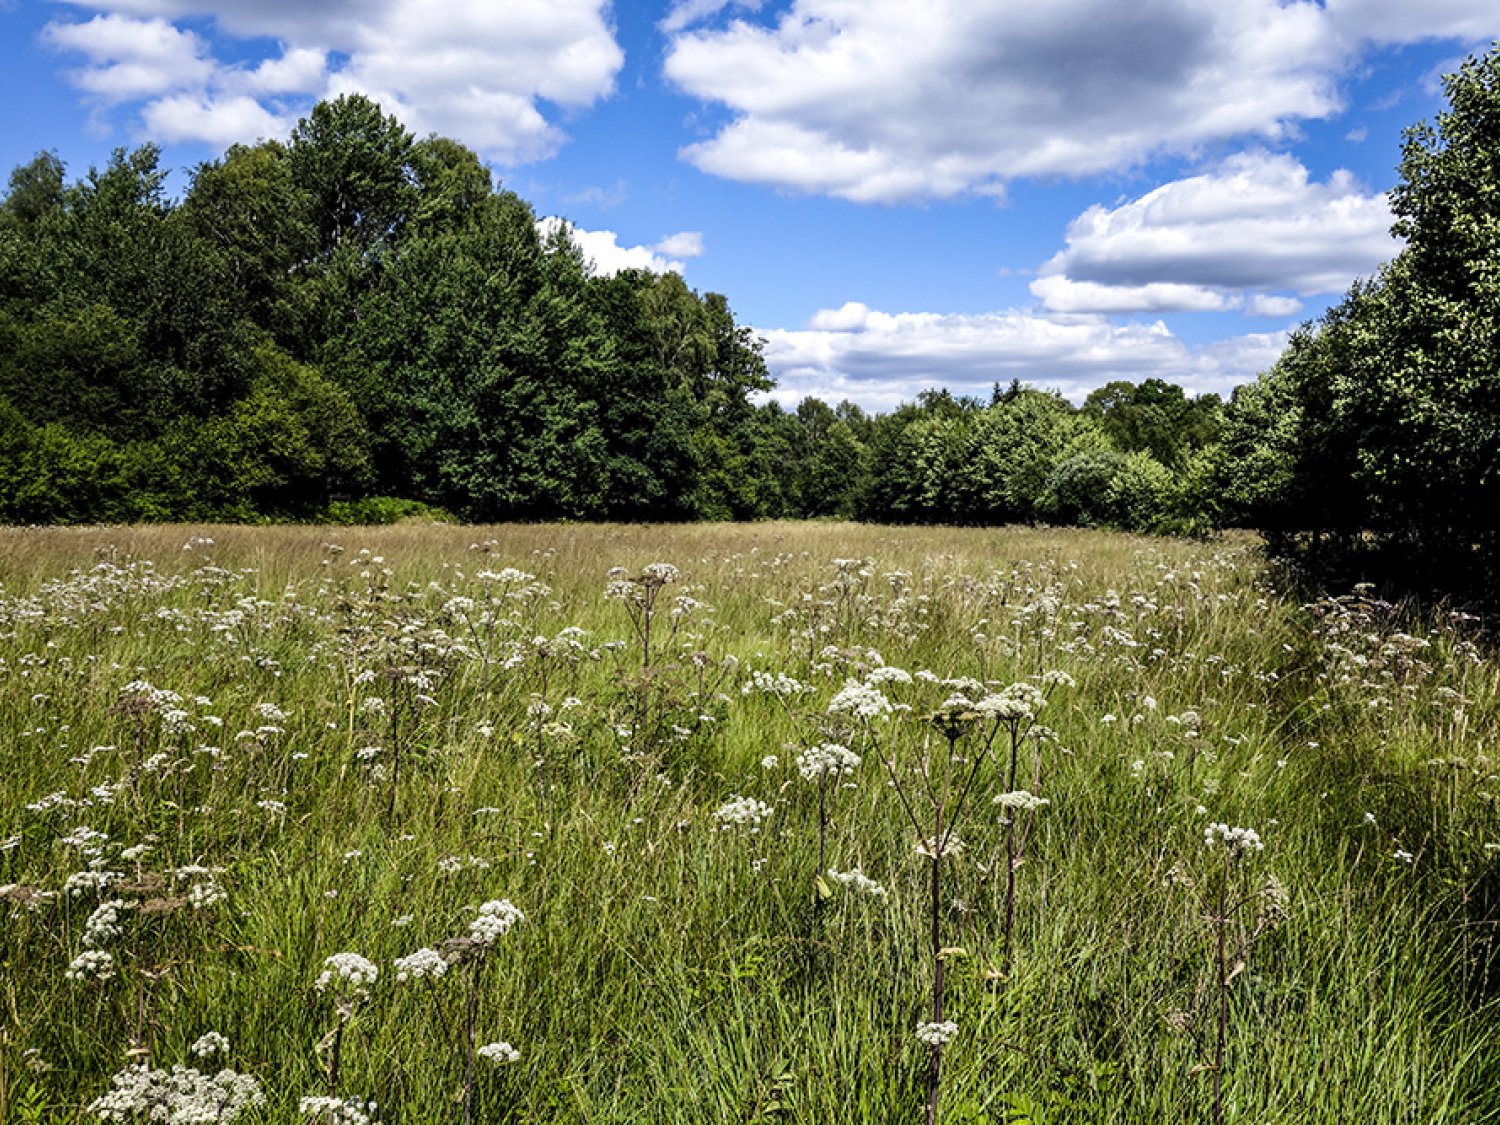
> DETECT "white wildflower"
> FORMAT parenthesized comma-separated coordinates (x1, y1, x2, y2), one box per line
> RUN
(915, 1020, 959, 1046)
(298, 1095, 380, 1125)
(826, 867, 887, 896)
(796, 743, 861, 782)
(469, 900, 525, 946)
(1204, 823, 1264, 858)
(188, 880, 226, 910)
(713, 796, 773, 833)
(477, 1041, 521, 1064)
(315, 952, 379, 993)
(393, 948, 450, 982)
(67, 948, 116, 982)
(90, 1063, 264, 1123)
(827, 679, 893, 719)
(189, 1031, 230, 1058)
(993, 790, 1050, 812)
(743, 670, 810, 696)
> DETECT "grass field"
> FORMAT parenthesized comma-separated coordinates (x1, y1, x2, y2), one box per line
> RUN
(3, 521, 1498, 1124)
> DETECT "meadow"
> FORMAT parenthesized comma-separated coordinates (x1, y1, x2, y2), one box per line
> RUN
(2, 521, 1498, 1124)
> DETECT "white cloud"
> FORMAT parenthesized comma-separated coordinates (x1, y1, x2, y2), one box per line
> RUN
(1246, 294, 1305, 318)
(1031, 152, 1399, 315)
(665, 0, 1500, 203)
(653, 231, 706, 259)
(660, 0, 767, 35)
(139, 92, 289, 145)
(537, 218, 703, 277)
(758, 303, 1286, 410)
(43, 14, 213, 103)
(1028, 278, 1237, 315)
(1325, 0, 1500, 45)
(664, 0, 1356, 202)
(231, 47, 327, 96)
(43, 0, 623, 160)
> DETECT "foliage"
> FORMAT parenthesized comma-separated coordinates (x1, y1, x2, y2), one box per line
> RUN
(1222, 45, 1500, 600)
(2, 522, 1498, 1123)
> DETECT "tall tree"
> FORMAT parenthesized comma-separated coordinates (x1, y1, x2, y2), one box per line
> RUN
(288, 94, 417, 263)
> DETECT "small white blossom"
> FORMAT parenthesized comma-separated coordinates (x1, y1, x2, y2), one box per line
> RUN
(1204, 823, 1264, 858)
(469, 900, 525, 945)
(90, 1063, 264, 1123)
(713, 796, 773, 833)
(189, 1031, 230, 1058)
(993, 790, 1050, 812)
(477, 1041, 521, 1064)
(393, 948, 450, 982)
(796, 743, 861, 783)
(67, 948, 116, 982)
(827, 867, 887, 896)
(915, 1020, 959, 1046)
(188, 880, 226, 910)
(743, 670, 810, 696)
(827, 679, 893, 719)
(315, 952, 379, 993)
(298, 1095, 380, 1125)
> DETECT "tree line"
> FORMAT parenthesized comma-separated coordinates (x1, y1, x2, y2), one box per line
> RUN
(0, 92, 1233, 531)
(3, 46, 1500, 599)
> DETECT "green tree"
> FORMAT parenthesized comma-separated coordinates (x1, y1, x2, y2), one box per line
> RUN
(1, 151, 66, 232)
(178, 142, 318, 351)
(288, 94, 417, 263)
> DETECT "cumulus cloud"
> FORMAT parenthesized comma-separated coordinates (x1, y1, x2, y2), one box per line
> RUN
(664, 0, 1360, 202)
(664, 0, 1500, 203)
(660, 0, 767, 35)
(140, 92, 289, 145)
(538, 218, 705, 277)
(1031, 152, 1399, 316)
(758, 302, 1286, 411)
(43, 14, 213, 103)
(1325, 0, 1500, 45)
(43, 0, 623, 160)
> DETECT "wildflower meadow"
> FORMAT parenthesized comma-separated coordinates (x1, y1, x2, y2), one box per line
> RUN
(2, 521, 1498, 1123)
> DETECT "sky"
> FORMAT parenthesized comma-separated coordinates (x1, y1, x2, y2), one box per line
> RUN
(2, 1, 1498, 413)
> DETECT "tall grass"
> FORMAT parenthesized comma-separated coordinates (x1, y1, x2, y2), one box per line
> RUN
(2, 522, 1497, 1123)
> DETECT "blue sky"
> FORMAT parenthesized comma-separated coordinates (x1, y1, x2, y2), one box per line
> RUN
(3, 1, 1498, 412)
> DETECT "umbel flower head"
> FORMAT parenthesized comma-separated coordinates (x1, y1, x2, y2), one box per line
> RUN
(469, 899, 525, 946)
(89, 1062, 265, 1123)
(796, 743, 861, 782)
(477, 1041, 521, 1064)
(315, 952, 379, 993)
(915, 1020, 959, 1046)
(1205, 822, 1264, 859)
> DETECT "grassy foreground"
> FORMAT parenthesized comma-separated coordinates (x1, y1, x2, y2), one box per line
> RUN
(2, 521, 1498, 1124)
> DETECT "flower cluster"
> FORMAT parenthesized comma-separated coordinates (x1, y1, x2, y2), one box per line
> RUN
(298, 1095, 380, 1124)
(827, 679, 894, 719)
(66, 948, 116, 982)
(915, 1020, 959, 1046)
(743, 670, 811, 697)
(827, 867, 887, 896)
(477, 1041, 521, 1064)
(1205, 823, 1264, 858)
(468, 899, 525, 946)
(392, 947, 451, 982)
(974, 682, 1046, 722)
(796, 743, 861, 783)
(89, 1062, 265, 1123)
(713, 796, 773, 833)
(190, 1031, 230, 1059)
(993, 790, 1050, 812)
(315, 952, 379, 993)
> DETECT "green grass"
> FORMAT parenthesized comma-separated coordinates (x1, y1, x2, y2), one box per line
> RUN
(1, 522, 1497, 1123)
